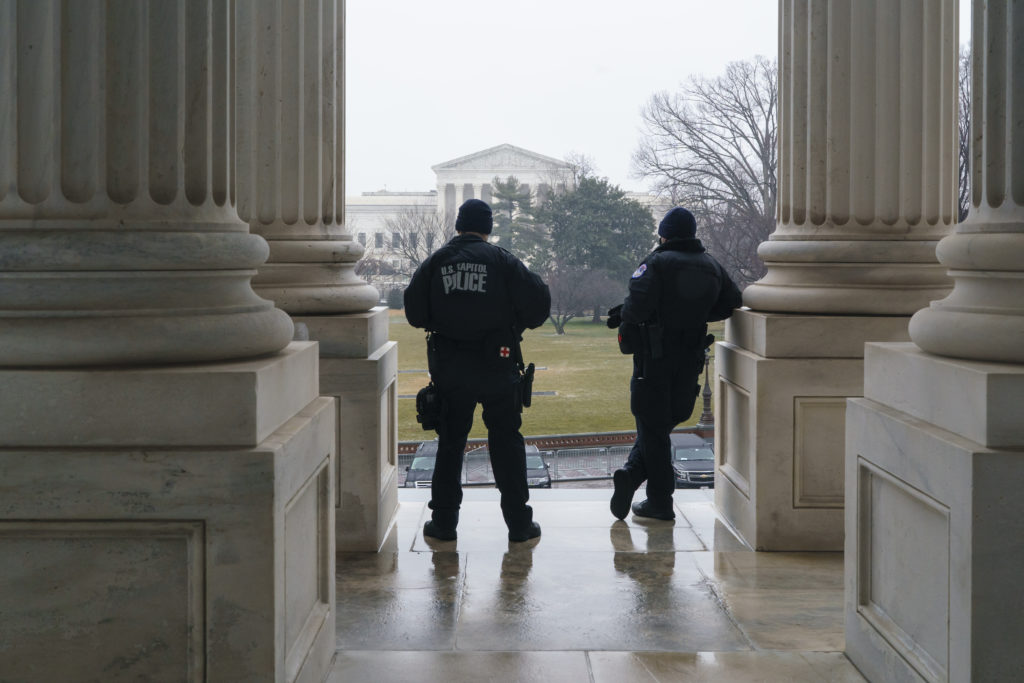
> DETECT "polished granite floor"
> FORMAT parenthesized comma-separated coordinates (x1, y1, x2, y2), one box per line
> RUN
(330, 488, 865, 682)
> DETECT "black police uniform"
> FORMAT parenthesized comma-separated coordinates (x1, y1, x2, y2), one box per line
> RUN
(405, 233, 550, 536)
(619, 237, 741, 513)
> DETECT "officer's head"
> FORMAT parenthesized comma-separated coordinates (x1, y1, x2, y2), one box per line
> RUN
(455, 199, 493, 237)
(658, 207, 697, 242)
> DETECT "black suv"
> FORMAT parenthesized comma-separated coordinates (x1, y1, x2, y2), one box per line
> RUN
(525, 445, 552, 488)
(404, 441, 438, 488)
(671, 433, 715, 488)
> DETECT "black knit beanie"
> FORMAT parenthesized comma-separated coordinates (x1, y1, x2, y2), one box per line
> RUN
(455, 199, 493, 234)
(658, 207, 697, 240)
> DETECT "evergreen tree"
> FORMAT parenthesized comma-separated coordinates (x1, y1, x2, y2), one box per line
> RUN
(534, 175, 656, 330)
(490, 176, 549, 269)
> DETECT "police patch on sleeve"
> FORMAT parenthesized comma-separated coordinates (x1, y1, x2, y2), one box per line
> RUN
(631, 263, 647, 279)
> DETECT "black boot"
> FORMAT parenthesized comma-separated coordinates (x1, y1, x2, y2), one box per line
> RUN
(631, 499, 675, 521)
(423, 520, 457, 541)
(610, 469, 634, 520)
(508, 521, 541, 542)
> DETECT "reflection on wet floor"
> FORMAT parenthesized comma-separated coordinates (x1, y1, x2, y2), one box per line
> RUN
(331, 488, 865, 682)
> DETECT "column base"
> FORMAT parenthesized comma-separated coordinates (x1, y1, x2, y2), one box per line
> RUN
(715, 310, 911, 551)
(296, 307, 399, 552)
(0, 348, 337, 682)
(845, 344, 1024, 682)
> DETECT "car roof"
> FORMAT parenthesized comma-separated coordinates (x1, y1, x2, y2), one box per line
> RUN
(415, 441, 439, 456)
(669, 433, 708, 448)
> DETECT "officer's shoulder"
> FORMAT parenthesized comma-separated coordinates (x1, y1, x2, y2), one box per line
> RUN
(488, 242, 523, 264)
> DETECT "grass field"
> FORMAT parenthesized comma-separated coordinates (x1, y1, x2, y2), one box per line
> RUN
(390, 310, 723, 442)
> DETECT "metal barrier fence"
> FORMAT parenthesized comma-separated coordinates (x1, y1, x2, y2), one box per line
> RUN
(397, 444, 637, 487)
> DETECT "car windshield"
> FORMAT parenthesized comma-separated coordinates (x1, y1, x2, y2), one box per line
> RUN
(410, 456, 436, 470)
(526, 455, 546, 469)
(673, 447, 714, 461)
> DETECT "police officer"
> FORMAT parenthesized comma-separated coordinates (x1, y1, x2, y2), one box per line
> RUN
(608, 207, 741, 520)
(405, 199, 551, 542)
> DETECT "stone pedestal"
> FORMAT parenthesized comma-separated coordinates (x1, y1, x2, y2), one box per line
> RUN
(297, 308, 399, 552)
(715, 309, 910, 550)
(845, 343, 1024, 683)
(0, 343, 337, 683)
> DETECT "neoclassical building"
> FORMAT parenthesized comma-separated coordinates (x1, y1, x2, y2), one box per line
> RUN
(345, 144, 664, 291)
(1, 2, 1020, 682)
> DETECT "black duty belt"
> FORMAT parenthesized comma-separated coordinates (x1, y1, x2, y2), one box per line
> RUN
(432, 333, 485, 351)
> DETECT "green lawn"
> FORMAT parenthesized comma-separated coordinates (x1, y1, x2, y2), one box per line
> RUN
(391, 310, 723, 442)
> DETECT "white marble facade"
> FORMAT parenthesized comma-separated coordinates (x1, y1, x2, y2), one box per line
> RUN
(431, 143, 572, 215)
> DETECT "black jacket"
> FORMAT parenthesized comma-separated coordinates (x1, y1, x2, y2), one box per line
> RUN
(621, 238, 741, 338)
(404, 234, 551, 341)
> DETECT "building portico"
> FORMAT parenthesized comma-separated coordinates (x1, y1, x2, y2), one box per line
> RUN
(2, 0, 1022, 681)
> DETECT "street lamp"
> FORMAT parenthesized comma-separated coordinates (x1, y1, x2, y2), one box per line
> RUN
(696, 348, 714, 429)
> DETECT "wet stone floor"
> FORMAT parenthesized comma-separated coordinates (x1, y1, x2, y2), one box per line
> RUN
(330, 488, 865, 682)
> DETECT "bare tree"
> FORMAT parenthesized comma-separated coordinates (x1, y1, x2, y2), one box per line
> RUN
(368, 208, 456, 281)
(545, 266, 626, 335)
(958, 46, 971, 223)
(633, 56, 777, 287)
(545, 266, 591, 335)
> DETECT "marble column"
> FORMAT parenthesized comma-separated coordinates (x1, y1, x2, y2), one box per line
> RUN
(235, 0, 398, 551)
(454, 182, 465, 210)
(0, 0, 293, 366)
(236, 0, 378, 315)
(846, 2, 1024, 680)
(437, 182, 449, 214)
(0, 4, 335, 681)
(716, 0, 957, 550)
(745, 0, 955, 314)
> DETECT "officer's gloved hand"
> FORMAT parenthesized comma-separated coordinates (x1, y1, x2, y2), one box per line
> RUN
(704, 333, 715, 348)
(606, 304, 623, 329)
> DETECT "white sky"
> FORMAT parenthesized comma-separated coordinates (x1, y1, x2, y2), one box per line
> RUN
(346, 0, 971, 196)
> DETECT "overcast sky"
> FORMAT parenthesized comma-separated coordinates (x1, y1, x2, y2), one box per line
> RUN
(346, 1, 971, 196)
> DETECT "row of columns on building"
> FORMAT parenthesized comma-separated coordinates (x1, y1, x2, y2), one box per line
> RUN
(0, 0, 1021, 678)
(435, 181, 564, 216)
(1, 0, 1019, 533)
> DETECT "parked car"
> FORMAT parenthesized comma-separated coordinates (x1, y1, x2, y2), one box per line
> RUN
(525, 445, 552, 488)
(671, 433, 715, 488)
(405, 440, 438, 488)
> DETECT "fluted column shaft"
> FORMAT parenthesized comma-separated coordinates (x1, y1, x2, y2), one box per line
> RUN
(436, 183, 448, 215)
(236, 0, 377, 315)
(910, 0, 1024, 362)
(744, 0, 958, 314)
(0, 0, 293, 366)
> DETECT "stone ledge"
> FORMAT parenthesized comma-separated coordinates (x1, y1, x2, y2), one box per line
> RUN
(294, 306, 390, 358)
(864, 342, 1024, 448)
(726, 309, 911, 358)
(0, 342, 319, 448)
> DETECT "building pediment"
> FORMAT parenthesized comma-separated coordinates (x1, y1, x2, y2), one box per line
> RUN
(431, 144, 570, 173)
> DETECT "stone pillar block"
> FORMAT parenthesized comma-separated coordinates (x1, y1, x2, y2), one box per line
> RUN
(0, 344, 337, 683)
(845, 343, 1024, 682)
(297, 308, 399, 552)
(715, 310, 910, 550)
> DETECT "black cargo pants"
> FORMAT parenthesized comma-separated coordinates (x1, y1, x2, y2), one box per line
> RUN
(622, 349, 702, 510)
(428, 336, 533, 534)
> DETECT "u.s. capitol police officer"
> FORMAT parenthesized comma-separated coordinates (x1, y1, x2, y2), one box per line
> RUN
(608, 207, 742, 521)
(405, 199, 551, 543)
